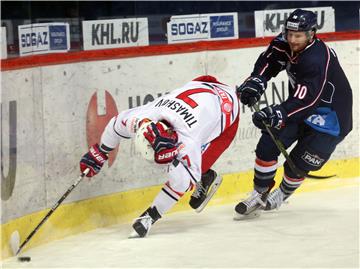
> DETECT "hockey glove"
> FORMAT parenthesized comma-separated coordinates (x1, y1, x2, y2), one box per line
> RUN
(236, 75, 267, 107)
(154, 146, 180, 164)
(143, 122, 179, 164)
(252, 105, 287, 130)
(80, 144, 108, 177)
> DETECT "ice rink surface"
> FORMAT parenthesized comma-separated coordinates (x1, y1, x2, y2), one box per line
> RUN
(2, 184, 359, 269)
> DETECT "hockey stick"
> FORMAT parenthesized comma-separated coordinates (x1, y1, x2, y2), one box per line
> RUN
(13, 168, 90, 255)
(253, 104, 335, 179)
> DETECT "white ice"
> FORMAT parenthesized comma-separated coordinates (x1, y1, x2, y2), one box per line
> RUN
(2, 183, 359, 269)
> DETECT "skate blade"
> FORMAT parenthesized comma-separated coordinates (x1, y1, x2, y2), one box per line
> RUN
(128, 227, 150, 239)
(128, 230, 141, 239)
(233, 209, 263, 220)
(195, 175, 223, 213)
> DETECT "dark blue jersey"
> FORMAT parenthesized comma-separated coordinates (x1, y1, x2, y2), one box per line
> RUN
(252, 34, 353, 136)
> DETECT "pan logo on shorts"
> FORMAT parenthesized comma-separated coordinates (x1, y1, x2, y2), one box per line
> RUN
(301, 151, 324, 167)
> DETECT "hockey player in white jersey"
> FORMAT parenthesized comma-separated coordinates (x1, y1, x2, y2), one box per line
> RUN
(79, 75, 240, 237)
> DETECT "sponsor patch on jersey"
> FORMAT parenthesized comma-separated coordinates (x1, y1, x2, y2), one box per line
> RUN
(221, 101, 232, 113)
(301, 151, 325, 167)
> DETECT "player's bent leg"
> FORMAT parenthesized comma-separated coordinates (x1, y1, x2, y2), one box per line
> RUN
(234, 157, 277, 219)
(234, 129, 287, 220)
(265, 130, 342, 211)
(131, 172, 191, 238)
(192, 117, 237, 213)
(189, 169, 223, 212)
(265, 162, 305, 211)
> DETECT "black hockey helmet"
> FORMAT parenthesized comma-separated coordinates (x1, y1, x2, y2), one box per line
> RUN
(285, 9, 318, 33)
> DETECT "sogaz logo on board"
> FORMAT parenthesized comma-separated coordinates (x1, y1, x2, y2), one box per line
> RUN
(210, 15, 235, 38)
(18, 22, 70, 56)
(167, 12, 238, 44)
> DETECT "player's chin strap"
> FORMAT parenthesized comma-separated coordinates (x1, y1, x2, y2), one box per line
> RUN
(253, 104, 336, 180)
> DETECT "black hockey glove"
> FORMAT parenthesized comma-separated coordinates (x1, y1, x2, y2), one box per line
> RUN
(252, 105, 287, 130)
(236, 75, 267, 107)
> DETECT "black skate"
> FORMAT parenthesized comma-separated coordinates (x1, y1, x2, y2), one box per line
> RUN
(130, 206, 161, 238)
(234, 190, 268, 220)
(189, 169, 223, 213)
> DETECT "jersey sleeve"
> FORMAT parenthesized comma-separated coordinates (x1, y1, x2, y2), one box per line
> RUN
(100, 116, 127, 149)
(251, 35, 288, 81)
(282, 46, 330, 122)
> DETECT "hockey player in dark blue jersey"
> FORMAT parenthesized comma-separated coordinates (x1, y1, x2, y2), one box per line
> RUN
(234, 9, 353, 219)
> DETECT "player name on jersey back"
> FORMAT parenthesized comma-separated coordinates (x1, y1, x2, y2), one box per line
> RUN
(154, 98, 197, 128)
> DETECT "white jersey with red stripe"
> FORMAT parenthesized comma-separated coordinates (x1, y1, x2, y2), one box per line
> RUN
(143, 80, 239, 144)
(100, 78, 239, 183)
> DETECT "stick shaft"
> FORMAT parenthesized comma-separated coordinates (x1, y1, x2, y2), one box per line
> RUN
(16, 168, 89, 255)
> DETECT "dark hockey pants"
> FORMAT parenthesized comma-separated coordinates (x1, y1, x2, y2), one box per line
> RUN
(254, 122, 344, 189)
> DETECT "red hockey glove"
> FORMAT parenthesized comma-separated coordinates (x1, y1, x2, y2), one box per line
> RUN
(80, 144, 108, 177)
(143, 122, 179, 164)
(143, 122, 178, 152)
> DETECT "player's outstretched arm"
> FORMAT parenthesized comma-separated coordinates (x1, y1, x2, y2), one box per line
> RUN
(236, 75, 267, 107)
(237, 35, 289, 107)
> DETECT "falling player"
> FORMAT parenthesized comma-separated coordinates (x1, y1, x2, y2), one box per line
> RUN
(235, 9, 353, 218)
(79, 75, 240, 237)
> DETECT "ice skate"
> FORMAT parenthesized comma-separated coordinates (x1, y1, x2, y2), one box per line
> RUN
(264, 188, 286, 211)
(234, 190, 268, 220)
(129, 206, 161, 238)
(189, 169, 223, 213)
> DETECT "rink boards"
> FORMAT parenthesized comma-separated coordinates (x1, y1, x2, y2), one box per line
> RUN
(1, 32, 359, 259)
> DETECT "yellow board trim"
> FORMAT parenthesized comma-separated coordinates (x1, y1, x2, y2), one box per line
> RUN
(1, 157, 359, 260)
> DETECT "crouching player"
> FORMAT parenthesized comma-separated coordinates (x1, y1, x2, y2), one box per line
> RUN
(79, 75, 240, 237)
